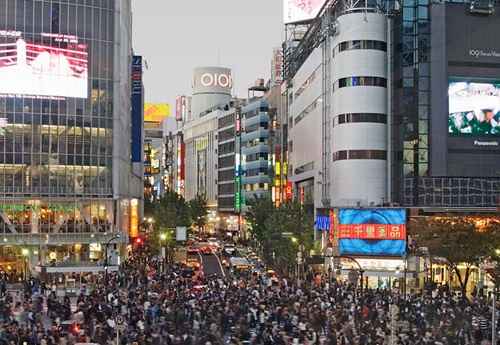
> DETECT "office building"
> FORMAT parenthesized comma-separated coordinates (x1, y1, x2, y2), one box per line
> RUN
(0, 0, 139, 275)
(283, 0, 500, 213)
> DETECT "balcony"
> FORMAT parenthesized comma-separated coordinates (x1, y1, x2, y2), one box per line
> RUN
(241, 143, 269, 156)
(244, 112, 270, 128)
(241, 129, 269, 143)
(243, 159, 269, 171)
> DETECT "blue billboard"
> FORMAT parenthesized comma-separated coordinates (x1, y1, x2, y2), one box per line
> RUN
(338, 209, 407, 256)
(131, 55, 143, 163)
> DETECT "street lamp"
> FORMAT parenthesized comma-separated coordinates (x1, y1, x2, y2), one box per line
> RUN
(21, 248, 30, 281)
(291, 237, 298, 244)
(104, 234, 121, 285)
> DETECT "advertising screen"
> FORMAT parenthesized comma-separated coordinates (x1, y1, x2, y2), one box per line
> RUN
(144, 103, 171, 123)
(338, 209, 407, 256)
(284, 0, 327, 24)
(448, 81, 500, 136)
(0, 31, 88, 98)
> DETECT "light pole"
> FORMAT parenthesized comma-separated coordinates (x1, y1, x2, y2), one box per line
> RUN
(104, 234, 121, 285)
(21, 248, 30, 281)
(160, 232, 168, 272)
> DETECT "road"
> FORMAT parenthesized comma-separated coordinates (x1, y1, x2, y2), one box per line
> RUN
(200, 252, 225, 277)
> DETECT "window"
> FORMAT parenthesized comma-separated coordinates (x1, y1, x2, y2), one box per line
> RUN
(335, 77, 387, 90)
(333, 150, 387, 161)
(334, 40, 387, 56)
(334, 113, 387, 126)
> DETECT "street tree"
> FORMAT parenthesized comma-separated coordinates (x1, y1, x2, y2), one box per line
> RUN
(409, 217, 500, 293)
(189, 193, 208, 233)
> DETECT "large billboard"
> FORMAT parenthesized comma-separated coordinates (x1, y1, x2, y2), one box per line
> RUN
(192, 67, 232, 96)
(144, 103, 170, 123)
(131, 55, 143, 163)
(338, 209, 407, 256)
(283, 0, 327, 24)
(448, 80, 500, 136)
(0, 31, 88, 98)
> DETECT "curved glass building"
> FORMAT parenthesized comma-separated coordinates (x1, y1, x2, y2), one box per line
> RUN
(0, 0, 139, 276)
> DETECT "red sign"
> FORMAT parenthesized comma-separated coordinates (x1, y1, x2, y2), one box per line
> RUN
(285, 181, 293, 201)
(329, 210, 336, 243)
(337, 224, 406, 240)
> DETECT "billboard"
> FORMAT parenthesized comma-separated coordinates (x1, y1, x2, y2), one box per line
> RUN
(338, 209, 407, 256)
(131, 55, 143, 163)
(144, 103, 170, 123)
(192, 67, 232, 96)
(0, 31, 88, 98)
(448, 81, 500, 136)
(284, 0, 327, 24)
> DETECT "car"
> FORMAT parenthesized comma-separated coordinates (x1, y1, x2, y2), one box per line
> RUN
(223, 244, 236, 256)
(199, 245, 212, 255)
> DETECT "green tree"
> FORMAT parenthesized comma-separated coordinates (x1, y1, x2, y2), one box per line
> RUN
(154, 190, 191, 229)
(409, 217, 499, 293)
(245, 198, 314, 274)
(245, 196, 275, 244)
(189, 193, 208, 232)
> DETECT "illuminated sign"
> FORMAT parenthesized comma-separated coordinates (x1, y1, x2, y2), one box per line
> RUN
(285, 181, 293, 201)
(338, 209, 407, 256)
(130, 199, 139, 238)
(144, 103, 170, 123)
(283, 0, 327, 24)
(0, 32, 88, 98)
(0, 204, 76, 213)
(449, 80, 500, 136)
(200, 73, 233, 88)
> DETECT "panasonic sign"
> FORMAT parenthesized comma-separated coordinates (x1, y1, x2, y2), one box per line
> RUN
(474, 140, 499, 147)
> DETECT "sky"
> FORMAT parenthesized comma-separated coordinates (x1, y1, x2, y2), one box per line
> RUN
(132, 0, 283, 107)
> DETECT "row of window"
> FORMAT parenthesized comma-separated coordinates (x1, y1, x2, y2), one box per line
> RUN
(334, 40, 387, 56)
(333, 113, 387, 126)
(243, 107, 269, 120)
(218, 113, 235, 129)
(295, 97, 320, 125)
(332, 150, 387, 161)
(335, 77, 387, 89)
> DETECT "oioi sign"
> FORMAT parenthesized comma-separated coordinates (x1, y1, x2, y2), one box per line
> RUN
(200, 72, 233, 89)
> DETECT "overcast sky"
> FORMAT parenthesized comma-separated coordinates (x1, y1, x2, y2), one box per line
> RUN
(132, 1, 283, 107)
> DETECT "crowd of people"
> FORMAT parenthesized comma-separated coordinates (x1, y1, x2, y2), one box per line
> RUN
(0, 248, 498, 345)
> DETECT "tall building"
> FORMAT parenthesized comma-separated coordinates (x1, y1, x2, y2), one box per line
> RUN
(180, 67, 234, 208)
(283, 0, 500, 212)
(0, 0, 139, 275)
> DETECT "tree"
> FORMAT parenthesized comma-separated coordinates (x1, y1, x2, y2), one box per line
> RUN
(245, 198, 314, 275)
(245, 196, 275, 244)
(409, 217, 500, 293)
(154, 190, 191, 229)
(188, 193, 208, 233)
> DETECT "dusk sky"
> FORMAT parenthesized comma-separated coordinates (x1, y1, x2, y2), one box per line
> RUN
(132, 1, 283, 107)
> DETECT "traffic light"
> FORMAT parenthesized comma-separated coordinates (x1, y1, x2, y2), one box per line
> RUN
(134, 237, 143, 245)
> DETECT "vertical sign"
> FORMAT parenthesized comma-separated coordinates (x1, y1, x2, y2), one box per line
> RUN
(175, 96, 183, 121)
(131, 55, 143, 163)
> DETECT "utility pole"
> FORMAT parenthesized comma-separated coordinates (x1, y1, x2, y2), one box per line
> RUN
(493, 285, 497, 345)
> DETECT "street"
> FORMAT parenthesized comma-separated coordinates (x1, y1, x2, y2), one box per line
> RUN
(200, 252, 226, 278)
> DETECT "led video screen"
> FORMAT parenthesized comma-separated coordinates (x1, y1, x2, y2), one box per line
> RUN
(283, 0, 327, 24)
(338, 209, 407, 257)
(448, 81, 500, 136)
(0, 31, 88, 98)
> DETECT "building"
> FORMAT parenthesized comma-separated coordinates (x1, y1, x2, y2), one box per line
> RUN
(180, 67, 234, 209)
(240, 84, 273, 207)
(217, 107, 238, 214)
(284, 0, 500, 212)
(143, 104, 173, 201)
(0, 0, 139, 276)
(282, 0, 500, 289)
